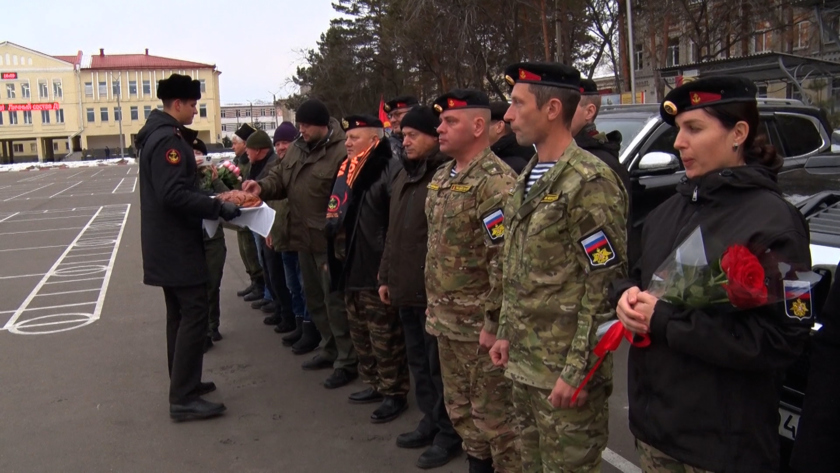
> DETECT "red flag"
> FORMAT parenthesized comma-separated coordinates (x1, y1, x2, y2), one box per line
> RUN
(379, 96, 391, 129)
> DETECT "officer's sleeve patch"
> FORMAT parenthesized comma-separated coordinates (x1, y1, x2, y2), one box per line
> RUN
(784, 280, 813, 320)
(579, 229, 618, 268)
(482, 209, 505, 242)
(165, 149, 181, 165)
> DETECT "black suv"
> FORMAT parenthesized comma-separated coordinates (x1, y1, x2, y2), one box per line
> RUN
(594, 99, 838, 222)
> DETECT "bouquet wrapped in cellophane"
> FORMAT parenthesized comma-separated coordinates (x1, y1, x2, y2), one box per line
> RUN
(198, 160, 241, 191)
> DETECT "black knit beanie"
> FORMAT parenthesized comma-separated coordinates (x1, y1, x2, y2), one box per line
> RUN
(399, 106, 440, 137)
(295, 99, 330, 126)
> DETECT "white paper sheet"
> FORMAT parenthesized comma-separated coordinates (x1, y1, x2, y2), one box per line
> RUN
(203, 202, 276, 238)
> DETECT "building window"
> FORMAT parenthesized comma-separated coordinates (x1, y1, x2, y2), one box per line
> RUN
(236, 109, 241, 118)
(22, 82, 31, 99)
(143, 105, 151, 119)
(23, 110, 32, 124)
(634, 44, 643, 71)
(38, 80, 48, 98)
(199, 104, 207, 118)
(100, 107, 109, 122)
(112, 80, 121, 96)
(9, 111, 17, 125)
(142, 80, 151, 95)
(98, 81, 107, 96)
(688, 40, 699, 63)
(53, 80, 62, 98)
(86, 108, 95, 122)
(199, 79, 206, 93)
(245, 110, 251, 117)
(666, 38, 680, 67)
(6, 83, 14, 98)
(85, 82, 93, 97)
(13, 144, 23, 153)
(755, 22, 772, 53)
(30, 143, 36, 153)
(53, 142, 59, 151)
(0, 113, 3, 126)
(41, 110, 50, 124)
(129, 80, 137, 96)
(795, 21, 810, 50)
(758, 85, 768, 97)
(114, 107, 122, 121)
(130, 106, 138, 120)
(56, 109, 64, 123)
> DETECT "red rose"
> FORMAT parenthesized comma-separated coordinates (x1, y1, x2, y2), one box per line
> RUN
(720, 245, 768, 309)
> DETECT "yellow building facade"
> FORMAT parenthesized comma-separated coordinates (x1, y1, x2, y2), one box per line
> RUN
(0, 42, 221, 163)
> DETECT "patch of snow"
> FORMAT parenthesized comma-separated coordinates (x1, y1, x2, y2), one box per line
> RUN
(0, 157, 137, 173)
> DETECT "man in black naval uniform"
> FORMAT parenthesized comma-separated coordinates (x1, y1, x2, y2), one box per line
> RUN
(136, 73, 241, 421)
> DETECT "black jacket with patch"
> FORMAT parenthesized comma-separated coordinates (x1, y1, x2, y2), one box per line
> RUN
(610, 165, 812, 473)
(136, 110, 223, 287)
(490, 133, 531, 175)
(334, 139, 402, 291)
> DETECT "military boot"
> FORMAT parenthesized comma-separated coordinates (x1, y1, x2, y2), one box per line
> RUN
(292, 321, 321, 355)
(281, 318, 303, 345)
(467, 456, 494, 473)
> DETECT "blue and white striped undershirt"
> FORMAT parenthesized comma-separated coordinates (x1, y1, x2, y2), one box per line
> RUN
(450, 167, 458, 178)
(525, 162, 556, 194)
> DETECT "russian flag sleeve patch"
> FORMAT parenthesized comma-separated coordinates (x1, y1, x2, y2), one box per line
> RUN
(482, 209, 505, 242)
(579, 229, 618, 268)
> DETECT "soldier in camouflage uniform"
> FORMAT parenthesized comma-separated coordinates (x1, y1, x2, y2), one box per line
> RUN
(636, 441, 714, 473)
(424, 89, 520, 473)
(490, 63, 628, 473)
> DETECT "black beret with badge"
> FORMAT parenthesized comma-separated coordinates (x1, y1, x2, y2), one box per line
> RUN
(660, 75, 757, 126)
(580, 78, 599, 96)
(383, 96, 419, 113)
(192, 138, 208, 156)
(503, 62, 581, 91)
(432, 89, 490, 115)
(341, 114, 383, 131)
(156, 73, 201, 101)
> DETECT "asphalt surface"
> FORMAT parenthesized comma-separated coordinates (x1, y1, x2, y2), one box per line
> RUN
(0, 166, 639, 473)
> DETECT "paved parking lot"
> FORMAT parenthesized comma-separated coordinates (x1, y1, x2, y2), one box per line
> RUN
(0, 165, 640, 473)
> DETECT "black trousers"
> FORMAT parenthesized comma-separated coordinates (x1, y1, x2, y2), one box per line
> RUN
(256, 237, 293, 319)
(399, 306, 461, 448)
(163, 285, 209, 405)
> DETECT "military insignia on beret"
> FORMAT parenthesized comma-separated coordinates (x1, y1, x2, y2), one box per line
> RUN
(165, 149, 181, 165)
(519, 69, 541, 81)
(691, 91, 722, 106)
(341, 119, 350, 130)
(482, 209, 505, 242)
(356, 120, 365, 127)
(505, 75, 515, 86)
(663, 101, 678, 116)
(579, 229, 618, 268)
(396, 102, 406, 109)
(433, 104, 443, 113)
(383, 104, 392, 113)
(784, 280, 812, 320)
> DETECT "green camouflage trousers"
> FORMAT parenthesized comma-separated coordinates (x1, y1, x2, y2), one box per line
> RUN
(345, 290, 410, 396)
(236, 228, 262, 282)
(637, 440, 714, 473)
(511, 381, 609, 473)
(437, 336, 520, 473)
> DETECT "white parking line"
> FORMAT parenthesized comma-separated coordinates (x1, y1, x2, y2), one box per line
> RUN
(0, 273, 45, 280)
(0, 227, 82, 236)
(44, 276, 105, 285)
(49, 181, 83, 198)
(35, 288, 100, 297)
(603, 448, 642, 473)
(3, 183, 53, 201)
(91, 169, 104, 177)
(0, 245, 68, 253)
(0, 212, 20, 223)
(2, 209, 103, 330)
(131, 177, 137, 193)
(1, 215, 93, 223)
(112, 178, 125, 194)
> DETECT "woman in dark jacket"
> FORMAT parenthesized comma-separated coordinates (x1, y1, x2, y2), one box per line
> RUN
(611, 76, 813, 473)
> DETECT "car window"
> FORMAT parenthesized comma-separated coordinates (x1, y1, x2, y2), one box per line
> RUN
(776, 114, 824, 157)
(593, 117, 648, 155)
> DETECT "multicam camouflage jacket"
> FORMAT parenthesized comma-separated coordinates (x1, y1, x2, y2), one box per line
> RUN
(425, 148, 517, 342)
(499, 141, 628, 390)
